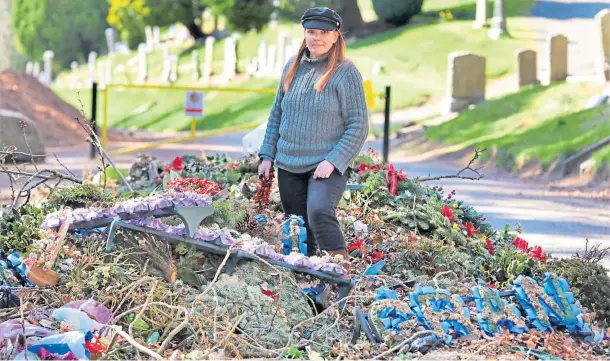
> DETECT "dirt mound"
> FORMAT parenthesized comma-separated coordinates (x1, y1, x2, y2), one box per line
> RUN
(0, 69, 126, 148)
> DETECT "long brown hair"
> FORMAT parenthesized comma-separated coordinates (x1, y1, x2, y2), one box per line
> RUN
(283, 31, 347, 93)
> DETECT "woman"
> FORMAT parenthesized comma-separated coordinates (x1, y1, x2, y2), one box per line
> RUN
(258, 7, 369, 273)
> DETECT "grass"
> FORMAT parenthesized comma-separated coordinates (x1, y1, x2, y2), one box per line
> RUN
(424, 82, 610, 172)
(53, 0, 537, 134)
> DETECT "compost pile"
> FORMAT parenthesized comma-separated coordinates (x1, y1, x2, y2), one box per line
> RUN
(0, 70, 130, 147)
(1, 151, 610, 360)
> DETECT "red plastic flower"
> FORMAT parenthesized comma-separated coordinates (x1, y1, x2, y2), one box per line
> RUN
(529, 246, 546, 261)
(227, 162, 239, 169)
(261, 289, 276, 300)
(348, 239, 365, 252)
(165, 156, 183, 172)
(441, 205, 455, 223)
(365, 251, 383, 263)
(357, 163, 381, 176)
(465, 222, 476, 237)
(485, 238, 495, 255)
(384, 164, 407, 195)
(514, 237, 529, 252)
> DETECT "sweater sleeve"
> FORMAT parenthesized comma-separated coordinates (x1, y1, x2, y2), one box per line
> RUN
(258, 58, 293, 161)
(325, 64, 369, 174)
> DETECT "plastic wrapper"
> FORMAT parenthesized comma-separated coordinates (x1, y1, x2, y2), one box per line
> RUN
(23, 331, 89, 360)
(63, 299, 112, 324)
(0, 319, 56, 342)
(51, 308, 104, 333)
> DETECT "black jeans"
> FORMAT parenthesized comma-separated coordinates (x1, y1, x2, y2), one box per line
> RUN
(277, 167, 348, 256)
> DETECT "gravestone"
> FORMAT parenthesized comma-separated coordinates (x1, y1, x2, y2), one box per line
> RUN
(25, 61, 33, 75)
(70, 61, 80, 89)
(440, 52, 486, 115)
(472, 0, 487, 29)
(42, 50, 54, 87)
(145, 25, 154, 52)
(257, 40, 267, 77)
(267, 44, 277, 76)
(223, 36, 237, 80)
(169, 55, 179, 83)
(596, 9, 610, 81)
(137, 43, 148, 82)
(88, 51, 97, 86)
(517, 50, 539, 88)
(105, 28, 115, 53)
(153, 26, 161, 48)
(202, 9, 215, 34)
(276, 32, 288, 75)
(192, 50, 201, 80)
(284, 45, 294, 69)
(292, 38, 302, 56)
(488, 0, 507, 40)
(160, 57, 171, 83)
(32, 62, 40, 78)
(547, 34, 568, 83)
(203, 36, 215, 80)
(245, 58, 258, 77)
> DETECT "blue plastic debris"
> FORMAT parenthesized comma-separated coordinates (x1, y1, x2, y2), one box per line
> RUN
(364, 260, 386, 276)
(375, 287, 399, 301)
(472, 280, 527, 336)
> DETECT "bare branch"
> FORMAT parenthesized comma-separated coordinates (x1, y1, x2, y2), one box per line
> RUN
(416, 148, 486, 182)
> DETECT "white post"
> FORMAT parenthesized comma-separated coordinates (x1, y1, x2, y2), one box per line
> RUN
(42, 50, 54, 86)
(88, 51, 97, 86)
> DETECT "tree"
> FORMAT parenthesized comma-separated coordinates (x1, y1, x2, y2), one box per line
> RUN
(107, 0, 207, 44)
(207, 0, 274, 33)
(278, 0, 364, 36)
(12, 0, 109, 68)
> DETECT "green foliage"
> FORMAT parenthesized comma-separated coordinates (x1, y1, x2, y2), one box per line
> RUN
(372, 0, 423, 26)
(546, 258, 610, 327)
(0, 205, 45, 252)
(483, 247, 542, 289)
(208, 0, 274, 33)
(277, 0, 341, 22)
(12, 0, 110, 67)
(204, 198, 250, 229)
(49, 183, 111, 209)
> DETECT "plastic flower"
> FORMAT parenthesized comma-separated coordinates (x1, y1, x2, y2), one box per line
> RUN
(452, 223, 460, 232)
(529, 246, 546, 261)
(23, 253, 38, 267)
(165, 156, 183, 172)
(514, 237, 529, 252)
(485, 238, 495, 255)
(464, 222, 475, 237)
(348, 239, 365, 252)
(442, 204, 455, 223)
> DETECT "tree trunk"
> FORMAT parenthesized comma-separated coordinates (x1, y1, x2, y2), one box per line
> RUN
(338, 0, 364, 34)
(183, 20, 206, 40)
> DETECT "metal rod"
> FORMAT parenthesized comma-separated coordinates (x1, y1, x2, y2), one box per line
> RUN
(102, 86, 109, 148)
(383, 86, 391, 163)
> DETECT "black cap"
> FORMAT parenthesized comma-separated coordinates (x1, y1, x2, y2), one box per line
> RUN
(301, 7, 342, 31)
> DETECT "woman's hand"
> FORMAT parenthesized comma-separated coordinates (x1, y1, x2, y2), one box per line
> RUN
(313, 160, 335, 179)
(258, 158, 273, 178)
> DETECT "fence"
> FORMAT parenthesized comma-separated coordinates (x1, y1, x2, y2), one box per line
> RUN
(96, 80, 382, 157)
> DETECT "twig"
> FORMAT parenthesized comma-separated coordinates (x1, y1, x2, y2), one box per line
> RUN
(203, 313, 246, 358)
(463, 340, 500, 361)
(417, 148, 485, 182)
(192, 246, 235, 305)
(372, 330, 435, 359)
(1, 169, 81, 183)
(433, 270, 458, 289)
(53, 153, 77, 178)
(20, 120, 38, 172)
(111, 326, 164, 360)
(156, 305, 190, 355)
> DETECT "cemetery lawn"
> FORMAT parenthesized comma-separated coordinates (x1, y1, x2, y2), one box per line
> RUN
(424, 82, 610, 173)
(53, 0, 536, 132)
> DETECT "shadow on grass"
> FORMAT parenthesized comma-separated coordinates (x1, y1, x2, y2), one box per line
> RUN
(349, 19, 438, 50)
(422, 0, 536, 20)
(424, 83, 558, 143)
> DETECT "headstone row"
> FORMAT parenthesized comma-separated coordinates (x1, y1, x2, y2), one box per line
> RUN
(441, 34, 568, 114)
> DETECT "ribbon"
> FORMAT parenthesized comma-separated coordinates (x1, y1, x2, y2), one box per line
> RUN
(357, 163, 381, 176)
(384, 164, 407, 195)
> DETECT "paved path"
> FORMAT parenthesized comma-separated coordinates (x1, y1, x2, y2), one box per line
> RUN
(531, 0, 610, 79)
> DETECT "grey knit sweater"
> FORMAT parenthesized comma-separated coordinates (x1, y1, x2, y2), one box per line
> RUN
(258, 49, 369, 175)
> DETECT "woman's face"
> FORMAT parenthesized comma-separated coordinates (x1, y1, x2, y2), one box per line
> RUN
(305, 28, 339, 58)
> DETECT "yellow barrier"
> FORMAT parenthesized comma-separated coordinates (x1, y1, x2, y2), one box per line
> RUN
(102, 81, 377, 154)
